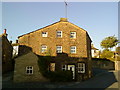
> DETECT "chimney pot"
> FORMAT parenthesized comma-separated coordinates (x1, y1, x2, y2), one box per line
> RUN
(4, 29, 7, 34)
(10, 41, 12, 44)
(16, 40, 18, 43)
(60, 18, 68, 22)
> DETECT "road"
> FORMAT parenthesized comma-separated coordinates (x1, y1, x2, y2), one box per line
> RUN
(2, 70, 120, 89)
(58, 70, 119, 89)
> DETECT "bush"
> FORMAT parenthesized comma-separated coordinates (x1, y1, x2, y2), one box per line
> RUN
(48, 70, 73, 82)
(38, 56, 73, 82)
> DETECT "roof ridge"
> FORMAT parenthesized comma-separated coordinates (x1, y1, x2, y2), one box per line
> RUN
(18, 20, 87, 38)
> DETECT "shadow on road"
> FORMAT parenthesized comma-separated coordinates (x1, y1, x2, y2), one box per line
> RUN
(2, 69, 119, 89)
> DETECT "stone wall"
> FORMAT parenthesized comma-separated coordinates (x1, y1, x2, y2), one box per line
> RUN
(14, 52, 49, 82)
(115, 61, 120, 70)
(92, 58, 115, 70)
(18, 19, 91, 58)
(2, 35, 13, 74)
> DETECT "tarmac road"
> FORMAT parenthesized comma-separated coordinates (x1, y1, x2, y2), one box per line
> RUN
(2, 70, 120, 89)
(58, 70, 120, 89)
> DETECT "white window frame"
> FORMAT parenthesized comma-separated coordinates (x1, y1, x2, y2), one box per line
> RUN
(70, 32, 76, 38)
(57, 31, 62, 38)
(70, 46, 76, 54)
(62, 65, 67, 71)
(50, 63, 55, 71)
(78, 63, 85, 73)
(42, 32, 48, 37)
(26, 66, 33, 75)
(41, 45, 47, 53)
(56, 46, 62, 53)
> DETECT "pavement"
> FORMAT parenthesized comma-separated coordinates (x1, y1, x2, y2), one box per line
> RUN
(2, 69, 120, 89)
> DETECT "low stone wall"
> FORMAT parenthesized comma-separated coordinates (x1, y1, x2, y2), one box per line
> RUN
(92, 58, 115, 70)
(115, 61, 120, 70)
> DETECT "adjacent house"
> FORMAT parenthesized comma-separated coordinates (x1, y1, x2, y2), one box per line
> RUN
(14, 18, 92, 82)
(91, 44, 100, 58)
(1, 29, 14, 74)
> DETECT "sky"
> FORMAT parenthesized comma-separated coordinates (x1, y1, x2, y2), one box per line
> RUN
(1, 2, 118, 50)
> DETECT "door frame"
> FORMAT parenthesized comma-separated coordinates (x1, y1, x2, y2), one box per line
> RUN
(67, 65, 75, 79)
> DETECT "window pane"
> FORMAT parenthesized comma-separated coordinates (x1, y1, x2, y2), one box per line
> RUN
(30, 70, 33, 74)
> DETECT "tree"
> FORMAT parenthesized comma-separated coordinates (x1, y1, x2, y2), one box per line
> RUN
(100, 49, 115, 61)
(100, 36, 119, 49)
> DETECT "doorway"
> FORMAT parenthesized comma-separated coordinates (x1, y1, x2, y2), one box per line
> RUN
(67, 65, 75, 79)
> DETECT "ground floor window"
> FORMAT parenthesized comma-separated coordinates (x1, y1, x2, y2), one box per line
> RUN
(78, 63, 85, 73)
(62, 65, 67, 71)
(50, 63, 55, 71)
(26, 66, 33, 75)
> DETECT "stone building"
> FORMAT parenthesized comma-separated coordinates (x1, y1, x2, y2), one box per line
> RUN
(1, 29, 14, 74)
(14, 18, 92, 82)
(91, 44, 100, 58)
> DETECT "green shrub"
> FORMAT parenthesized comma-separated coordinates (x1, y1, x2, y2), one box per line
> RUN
(37, 56, 73, 82)
(48, 70, 73, 82)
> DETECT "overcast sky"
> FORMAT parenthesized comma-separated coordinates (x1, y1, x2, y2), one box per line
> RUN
(1, 2, 118, 50)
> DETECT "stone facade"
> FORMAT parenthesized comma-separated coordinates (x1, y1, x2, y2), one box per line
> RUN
(0, 31, 13, 74)
(17, 18, 92, 81)
(18, 18, 92, 58)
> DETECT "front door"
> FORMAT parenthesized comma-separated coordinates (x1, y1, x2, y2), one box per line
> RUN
(68, 65, 75, 79)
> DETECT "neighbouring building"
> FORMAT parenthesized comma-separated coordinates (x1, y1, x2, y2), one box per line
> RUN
(91, 44, 100, 58)
(1, 29, 14, 74)
(115, 46, 120, 70)
(14, 18, 92, 82)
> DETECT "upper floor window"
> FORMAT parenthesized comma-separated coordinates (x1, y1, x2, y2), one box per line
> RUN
(70, 32, 76, 38)
(70, 46, 76, 54)
(26, 66, 33, 75)
(56, 46, 62, 53)
(57, 31, 62, 38)
(42, 32, 48, 37)
(78, 63, 85, 73)
(41, 45, 47, 53)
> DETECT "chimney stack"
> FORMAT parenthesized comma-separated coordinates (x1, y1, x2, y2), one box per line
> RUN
(3, 29, 8, 37)
(4, 29, 7, 34)
(16, 40, 18, 43)
(10, 40, 12, 44)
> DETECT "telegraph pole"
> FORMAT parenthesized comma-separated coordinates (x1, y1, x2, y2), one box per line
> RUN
(64, 0, 68, 18)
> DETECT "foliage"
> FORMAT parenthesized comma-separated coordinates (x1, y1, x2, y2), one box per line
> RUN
(100, 49, 115, 61)
(38, 56, 73, 82)
(38, 56, 51, 77)
(116, 46, 120, 54)
(47, 70, 73, 82)
(100, 36, 118, 49)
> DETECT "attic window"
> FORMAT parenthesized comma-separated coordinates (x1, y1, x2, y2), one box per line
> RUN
(70, 32, 76, 38)
(42, 32, 48, 37)
(57, 31, 62, 38)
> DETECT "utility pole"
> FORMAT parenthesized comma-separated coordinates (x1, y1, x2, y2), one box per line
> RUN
(64, 0, 68, 18)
